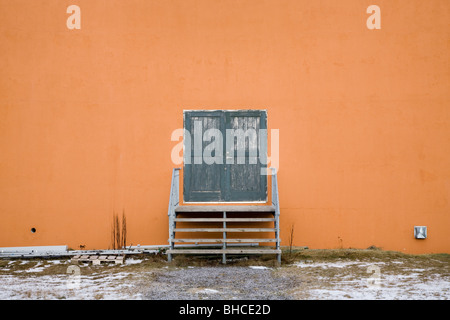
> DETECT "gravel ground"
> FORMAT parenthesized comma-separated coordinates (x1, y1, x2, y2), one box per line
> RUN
(141, 266, 300, 300)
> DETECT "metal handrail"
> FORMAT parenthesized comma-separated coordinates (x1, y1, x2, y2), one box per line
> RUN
(271, 167, 280, 216)
(167, 168, 181, 261)
(167, 168, 180, 216)
(270, 167, 281, 262)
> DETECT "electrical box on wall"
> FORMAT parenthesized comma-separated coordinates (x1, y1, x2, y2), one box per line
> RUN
(414, 226, 427, 239)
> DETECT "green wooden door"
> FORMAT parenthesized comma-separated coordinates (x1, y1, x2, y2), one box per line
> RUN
(183, 110, 267, 202)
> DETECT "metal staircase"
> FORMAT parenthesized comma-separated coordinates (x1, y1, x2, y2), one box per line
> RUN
(167, 168, 281, 264)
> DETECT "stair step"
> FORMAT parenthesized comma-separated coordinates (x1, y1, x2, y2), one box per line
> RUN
(170, 238, 277, 243)
(173, 228, 276, 233)
(174, 218, 275, 222)
(175, 205, 276, 213)
(167, 249, 281, 254)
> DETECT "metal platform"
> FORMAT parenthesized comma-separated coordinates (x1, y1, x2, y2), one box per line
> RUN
(175, 205, 276, 213)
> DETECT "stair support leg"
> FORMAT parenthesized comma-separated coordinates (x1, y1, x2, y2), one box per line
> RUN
(222, 211, 227, 264)
(275, 212, 281, 265)
(168, 212, 176, 262)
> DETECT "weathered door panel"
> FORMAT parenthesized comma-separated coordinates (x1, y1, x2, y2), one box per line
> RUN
(184, 111, 225, 202)
(225, 111, 267, 201)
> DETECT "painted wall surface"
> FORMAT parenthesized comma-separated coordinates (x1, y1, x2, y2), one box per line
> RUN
(0, 0, 449, 253)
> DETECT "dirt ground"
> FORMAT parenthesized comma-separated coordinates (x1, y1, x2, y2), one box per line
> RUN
(0, 248, 448, 300)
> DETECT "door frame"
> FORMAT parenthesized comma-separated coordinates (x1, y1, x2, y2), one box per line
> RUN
(183, 109, 268, 203)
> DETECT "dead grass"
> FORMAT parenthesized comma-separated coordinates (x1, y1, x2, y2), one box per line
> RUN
(1, 259, 72, 277)
(282, 247, 450, 263)
(1, 248, 448, 276)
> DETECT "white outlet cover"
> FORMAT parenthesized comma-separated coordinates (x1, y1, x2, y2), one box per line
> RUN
(414, 226, 427, 239)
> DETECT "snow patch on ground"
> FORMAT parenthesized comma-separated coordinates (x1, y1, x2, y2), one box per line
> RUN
(125, 259, 143, 265)
(13, 262, 50, 273)
(190, 288, 220, 294)
(293, 260, 385, 269)
(304, 273, 449, 300)
(249, 266, 270, 270)
(290, 259, 450, 300)
(0, 272, 141, 300)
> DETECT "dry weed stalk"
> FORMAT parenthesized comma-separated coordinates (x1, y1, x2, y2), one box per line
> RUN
(111, 210, 127, 250)
(289, 224, 295, 256)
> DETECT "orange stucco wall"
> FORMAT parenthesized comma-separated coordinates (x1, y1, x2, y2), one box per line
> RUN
(1, 0, 449, 253)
